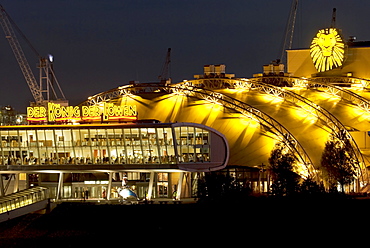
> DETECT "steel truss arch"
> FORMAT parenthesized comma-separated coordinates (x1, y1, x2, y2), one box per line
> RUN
(245, 76, 370, 114)
(176, 77, 367, 183)
(253, 82, 366, 184)
(306, 78, 370, 114)
(82, 84, 315, 178)
(311, 76, 370, 89)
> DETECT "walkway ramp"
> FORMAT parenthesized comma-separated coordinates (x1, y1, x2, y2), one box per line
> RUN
(0, 186, 50, 223)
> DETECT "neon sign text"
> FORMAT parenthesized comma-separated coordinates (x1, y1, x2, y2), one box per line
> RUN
(27, 103, 137, 123)
(27, 106, 47, 121)
(48, 103, 80, 122)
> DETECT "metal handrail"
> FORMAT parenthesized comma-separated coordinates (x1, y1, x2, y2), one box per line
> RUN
(0, 186, 49, 214)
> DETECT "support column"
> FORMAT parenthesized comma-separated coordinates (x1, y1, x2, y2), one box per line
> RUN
(185, 172, 191, 198)
(147, 172, 155, 200)
(176, 172, 184, 200)
(56, 173, 63, 201)
(107, 172, 113, 200)
(0, 174, 4, 197)
(13, 173, 19, 193)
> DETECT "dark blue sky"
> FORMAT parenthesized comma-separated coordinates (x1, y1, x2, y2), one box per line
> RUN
(1, 0, 370, 111)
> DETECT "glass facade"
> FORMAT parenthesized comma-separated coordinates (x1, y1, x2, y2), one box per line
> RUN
(0, 124, 211, 167)
(174, 126, 210, 163)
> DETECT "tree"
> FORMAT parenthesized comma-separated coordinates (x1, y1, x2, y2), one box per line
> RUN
(197, 172, 251, 202)
(299, 177, 326, 198)
(320, 134, 357, 192)
(268, 142, 300, 197)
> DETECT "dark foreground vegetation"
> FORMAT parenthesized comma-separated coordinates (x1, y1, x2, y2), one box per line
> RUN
(0, 195, 367, 247)
(0, 172, 367, 247)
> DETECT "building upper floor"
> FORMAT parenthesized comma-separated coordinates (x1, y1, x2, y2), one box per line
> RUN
(0, 122, 229, 173)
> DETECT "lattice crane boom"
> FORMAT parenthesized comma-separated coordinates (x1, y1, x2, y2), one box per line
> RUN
(158, 48, 171, 83)
(331, 8, 337, 28)
(0, 4, 44, 103)
(279, 0, 298, 65)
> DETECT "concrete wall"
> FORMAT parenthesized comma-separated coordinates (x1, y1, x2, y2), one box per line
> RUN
(287, 47, 370, 79)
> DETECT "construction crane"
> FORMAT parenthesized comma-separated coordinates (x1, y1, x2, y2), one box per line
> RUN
(279, 0, 298, 65)
(331, 8, 337, 28)
(0, 4, 66, 105)
(158, 48, 171, 83)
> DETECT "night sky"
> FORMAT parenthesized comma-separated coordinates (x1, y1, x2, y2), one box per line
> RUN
(1, 0, 370, 111)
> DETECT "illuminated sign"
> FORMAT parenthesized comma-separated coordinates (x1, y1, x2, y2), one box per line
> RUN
(310, 28, 345, 72)
(48, 103, 80, 122)
(27, 103, 137, 122)
(26, 106, 47, 122)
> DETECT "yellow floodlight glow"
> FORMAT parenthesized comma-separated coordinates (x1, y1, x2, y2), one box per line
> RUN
(293, 78, 308, 88)
(154, 93, 188, 122)
(239, 115, 260, 129)
(288, 104, 318, 125)
(172, 88, 188, 96)
(325, 93, 341, 100)
(233, 80, 252, 90)
(240, 110, 260, 124)
(202, 100, 224, 112)
(120, 89, 133, 97)
(318, 88, 342, 100)
(351, 80, 366, 90)
(171, 84, 195, 97)
(351, 104, 370, 119)
(260, 93, 284, 104)
(272, 141, 310, 178)
(203, 92, 224, 106)
(310, 28, 345, 72)
(293, 162, 310, 179)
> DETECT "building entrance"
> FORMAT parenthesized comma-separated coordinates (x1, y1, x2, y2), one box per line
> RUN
(157, 173, 168, 198)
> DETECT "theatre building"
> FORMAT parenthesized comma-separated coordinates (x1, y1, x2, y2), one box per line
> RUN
(0, 119, 229, 200)
(3, 23, 370, 200)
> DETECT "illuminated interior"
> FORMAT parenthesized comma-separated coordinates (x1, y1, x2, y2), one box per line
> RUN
(0, 123, 228, 171)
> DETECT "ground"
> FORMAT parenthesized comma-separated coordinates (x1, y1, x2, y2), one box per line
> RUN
(0, 198, 367, 247)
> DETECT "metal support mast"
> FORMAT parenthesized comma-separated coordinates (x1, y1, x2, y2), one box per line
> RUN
(331, 8, 337, 28)
(0, 5, 67, 105)
(38, 55, 67, 103)
(158, 48, 171, 83)
(279, 0, 298, 65)
(0, 4, 43, 103)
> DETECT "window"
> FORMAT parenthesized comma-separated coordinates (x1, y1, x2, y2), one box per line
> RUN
(157, 172, 168, 198)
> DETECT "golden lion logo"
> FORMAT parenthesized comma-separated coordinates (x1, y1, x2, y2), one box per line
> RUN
(310, 28, 345, 72)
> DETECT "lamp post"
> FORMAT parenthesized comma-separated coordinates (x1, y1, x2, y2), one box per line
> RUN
(258, 163, 266, 193)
